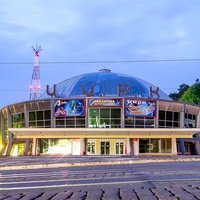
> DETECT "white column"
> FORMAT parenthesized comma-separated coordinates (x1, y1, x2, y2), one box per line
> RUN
(158, 139, 162, 153)
(6, 132, 13, 156)
(155, 100, 159, 128)
(180, 111, 185, 128)
(171, 138, 177, 155)
(126, 138, 131, 155)
(0, 115, 5, 155)
(6, 107, 12, 156)
(80, 138, 86, 155)
(32, 138, 37, 156)
(24, 104, 30, 156)
(197, 110, 200, 128)
(72, 139, 81, 155)
(121, 98, 125, 128)
(24, 139, 30, 155)
(133, 139, 139, 155)
(51, 97, 55, 128)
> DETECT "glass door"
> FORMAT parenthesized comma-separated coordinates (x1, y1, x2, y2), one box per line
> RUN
(116, 142, 124, 154)
(101, 141, 110, 155)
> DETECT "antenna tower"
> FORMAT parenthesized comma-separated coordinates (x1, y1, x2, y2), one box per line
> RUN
(30, 45, 42, 100)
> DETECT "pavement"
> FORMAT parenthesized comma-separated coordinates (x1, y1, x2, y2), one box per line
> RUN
(1, 155, 200, 170)
(1, 156, 200, 199)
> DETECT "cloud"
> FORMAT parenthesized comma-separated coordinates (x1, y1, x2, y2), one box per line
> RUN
(0, 0, 83, 40)
(0, 0, 200, 107)
(1, 0, 199, 59)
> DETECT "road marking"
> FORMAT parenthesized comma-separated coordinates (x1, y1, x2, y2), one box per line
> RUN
(1, 169, 200, 179)
(2, 171, 200, 185)
(0, 175, 134, 185)
(1, 178, 200, 191)
(0, 168, 133, 178)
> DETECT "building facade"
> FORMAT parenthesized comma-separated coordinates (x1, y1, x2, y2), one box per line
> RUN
(0, 69, 200, 156)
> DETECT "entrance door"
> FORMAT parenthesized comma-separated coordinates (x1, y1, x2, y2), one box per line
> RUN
(116, 142, 124, 154)
(101, 141, 110, 155)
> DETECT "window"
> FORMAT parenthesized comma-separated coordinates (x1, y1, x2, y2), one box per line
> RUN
(4, 118, 8, 139)
(38, 139, 72, 155)
(161, 139, 172, 153)
(88, 108, 121, 128)
(184, 142, 191, 154)
(177, 142, 181, 154)
(158, 111, 180, 128)
(125, 116, 155, 128)
(55, 116, 85, 128)
(116, 141, 125, 154)
(101, 141, 110, 155)
(11, 113, 25, 128)
(29, 110, 51, 128)
(185, 113, 197, 128)
(139, 138, 172, 153)
(87, 140, 95, 154)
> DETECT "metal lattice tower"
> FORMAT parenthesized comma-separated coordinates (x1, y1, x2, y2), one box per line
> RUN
(29, 45, 42, 100)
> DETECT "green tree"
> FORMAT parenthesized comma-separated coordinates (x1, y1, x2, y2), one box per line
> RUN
(169, 83, 189, 101)
(180, 82, 200, 104)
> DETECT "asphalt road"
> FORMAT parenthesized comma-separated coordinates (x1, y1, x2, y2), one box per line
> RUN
(1, 160, 200, 199)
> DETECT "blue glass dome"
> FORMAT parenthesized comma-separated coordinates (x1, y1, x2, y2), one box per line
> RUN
(40, 69, 171, 100)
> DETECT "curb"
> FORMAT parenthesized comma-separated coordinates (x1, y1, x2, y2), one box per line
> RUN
(1, 157, 200, 170)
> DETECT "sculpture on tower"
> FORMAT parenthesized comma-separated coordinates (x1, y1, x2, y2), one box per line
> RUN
(30, 45, 42, 100)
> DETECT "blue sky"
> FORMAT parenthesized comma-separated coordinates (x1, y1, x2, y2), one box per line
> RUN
(0, 0, 200, 108)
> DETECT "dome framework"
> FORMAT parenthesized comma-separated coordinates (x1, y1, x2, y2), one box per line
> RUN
(40, 69, 171, 100)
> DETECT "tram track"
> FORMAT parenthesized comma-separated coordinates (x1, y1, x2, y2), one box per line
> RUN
(1, 177, 200, 191)
(1, 170, 200, 191)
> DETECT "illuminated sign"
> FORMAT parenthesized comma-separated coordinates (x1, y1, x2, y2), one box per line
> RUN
(54, 99, 84, 117)
(89, 99, 121, 107)
(125, 99, 156, 117)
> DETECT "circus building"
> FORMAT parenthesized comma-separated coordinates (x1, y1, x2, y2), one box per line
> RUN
(0, 69, 200, 156)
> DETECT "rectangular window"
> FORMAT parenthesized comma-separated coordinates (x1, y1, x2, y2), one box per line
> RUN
(115, 140, 125, 155)
(161, 139, 172, 153)
(55, 119, 65, 128)
(184, 142, 191, 154)
(150, 139, 159, 153)
(159, 111, 165, 120)
(44, 120, 51, 128)
(37, 111, 43, 121)
(88, 108, 121, 128)
(29, 110, 51, 128)
(125, 116, 155, 128)
(55, 116, 85, 128)
(174, 112, 179, 121)
(37, 121, 43, 127)
(101, 141, 110, 155)
(44, 110, 51, 119)
(11, 113, 25, 128)
(76, 117, 85, 127)
(3, 118, 8, 139)
(139, 138, 171, 153)
(66, 117, 75, 127)
(29, 112, 36, 121)
(166, 111, 172, 120)
(87, 141, 95, 154)
(100, 109, 109, 118)
(111, 109, 121, 118)
(185, 113, 197, 128)
(158, 111, 180, 128)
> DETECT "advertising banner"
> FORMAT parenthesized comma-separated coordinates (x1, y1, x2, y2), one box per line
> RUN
(88, 99, 121, 107)
(54, 99, 84, 117)
(125, 99, 156, 117)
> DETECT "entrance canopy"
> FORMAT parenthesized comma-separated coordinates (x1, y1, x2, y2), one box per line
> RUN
(8, 128, 199, 139)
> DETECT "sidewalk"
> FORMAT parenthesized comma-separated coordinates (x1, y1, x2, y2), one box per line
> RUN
(1, 155, 200, 170)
